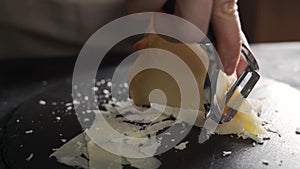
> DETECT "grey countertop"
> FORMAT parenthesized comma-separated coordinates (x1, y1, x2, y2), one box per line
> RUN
(1, 42, 300, 169)
(252, 42, 300, 89)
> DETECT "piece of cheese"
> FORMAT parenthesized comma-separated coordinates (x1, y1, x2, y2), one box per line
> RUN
(214, 72, 265, 141)
(128, 34, 209, 112)
(49, 133, 89, 169)
(86, 139, 123, 169)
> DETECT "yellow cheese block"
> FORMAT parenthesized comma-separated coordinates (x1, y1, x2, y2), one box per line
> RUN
(128, 34, 209, 112)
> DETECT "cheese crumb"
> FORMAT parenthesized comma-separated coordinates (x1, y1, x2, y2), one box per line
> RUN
(66, 106, 72, 111)
(61, 139, 67, 143)
(103, 89, 110, 95)
(25, 130, 33, 134)
(107, 82, 112, 87)
(92, 87, 99, 91)
(164, 132, 171, 135)
(174, 141, 189, 150)
(39, 100, 46, 105)
(72, 100, 80, 105)
(222, 151, 232, 157)
(26, 153, 34, 161)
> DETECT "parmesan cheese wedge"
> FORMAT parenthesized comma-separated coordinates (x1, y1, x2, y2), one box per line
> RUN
(128, 34, 209, 112)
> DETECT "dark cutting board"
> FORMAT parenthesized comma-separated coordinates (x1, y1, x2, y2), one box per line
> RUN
(2, 65, 300, 169)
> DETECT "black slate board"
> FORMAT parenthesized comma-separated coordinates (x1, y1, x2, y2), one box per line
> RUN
(2, 63, 300, 169)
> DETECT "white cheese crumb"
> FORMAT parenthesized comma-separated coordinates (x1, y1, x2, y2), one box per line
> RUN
(92, 87, 99, 91)
(107, 82, 112, 87)
(103, 89, 110, 95)
(61, 139, 67, 143)
(96, 81, 101, 86)
(26, 153, 34, 161)
(171, 139, 175, 142)
(222, 151, 232, 157)
(39, 100, 46, 105)
(25, 130, 33, 134)
(84, 96, 89, 101)
(16, 119, 20, 123)
(179, 130, 185, 134)
(174, 141, 189, 150)
(100, 79, 105, 84)
(72, 100, 80, 105)
(56, 116, 61, 121)
(65, 102, 72, 106)
(296, 127, 300, 134)
(52, 148, 59, 151)
(164, 132, 171, 135)
(262, 160, 269, 165)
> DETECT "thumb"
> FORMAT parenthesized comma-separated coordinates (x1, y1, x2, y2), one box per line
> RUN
(212, 0, 242, 75)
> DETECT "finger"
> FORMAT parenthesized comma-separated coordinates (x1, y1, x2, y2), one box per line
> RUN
(236, 32, 251, 77)
(125, 0, 167, 13)
(152, 0, 213, 42)
(134, 34, 154, 50)
(236, 56, 247, 77)
(211, 0, 242, 75)
(174, 0, 213, 34)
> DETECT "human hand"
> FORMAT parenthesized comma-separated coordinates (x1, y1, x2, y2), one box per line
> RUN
(125, 0, 248, 76)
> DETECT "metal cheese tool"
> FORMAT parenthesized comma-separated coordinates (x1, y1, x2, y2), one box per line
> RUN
(163, 0, 260, 123)
(203, 43, 260, 124)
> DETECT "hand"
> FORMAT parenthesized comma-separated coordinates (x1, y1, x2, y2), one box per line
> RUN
(125, 0, 249, 76)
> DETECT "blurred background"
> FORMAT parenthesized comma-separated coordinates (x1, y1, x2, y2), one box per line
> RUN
(239, 0, 300, 43)
(1, 0, 300, 59)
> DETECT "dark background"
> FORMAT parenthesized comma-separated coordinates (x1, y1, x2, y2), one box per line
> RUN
(239, 0, 300, 43)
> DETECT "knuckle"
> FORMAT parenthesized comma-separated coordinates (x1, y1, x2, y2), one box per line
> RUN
(214, 0, 238, 16)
